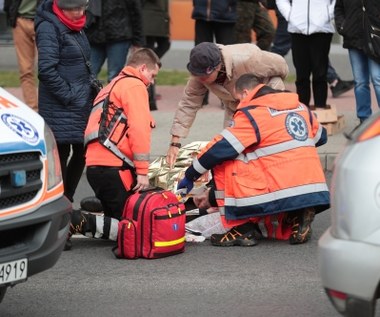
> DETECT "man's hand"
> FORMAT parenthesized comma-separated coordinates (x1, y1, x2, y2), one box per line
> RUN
(177, 177, 194, 194)
(166, 145, 180, 169)
(133, 174, 150, 192)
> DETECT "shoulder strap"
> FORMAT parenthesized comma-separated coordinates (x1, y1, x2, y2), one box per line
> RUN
(72, 36, 93, 75)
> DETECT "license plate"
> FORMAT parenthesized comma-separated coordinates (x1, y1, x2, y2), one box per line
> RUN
(0, 258, 28, 285)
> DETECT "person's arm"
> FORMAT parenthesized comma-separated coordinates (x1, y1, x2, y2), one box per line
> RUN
(128, 0, 146, 47)
(334, 0, 345, 35)
(275, 0, 291, 21)
(166, 77, 207, 168)
(117, 81, 153, 191)
(36, 21, 74, 106)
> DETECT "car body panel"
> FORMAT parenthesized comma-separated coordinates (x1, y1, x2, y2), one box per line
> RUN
(319, 111, 380, 315)
(0, 87, 71, 299)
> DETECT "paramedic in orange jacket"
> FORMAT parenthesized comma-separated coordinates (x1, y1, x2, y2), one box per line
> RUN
(69, 48, 161, 242)
(178, 73, 330, 247)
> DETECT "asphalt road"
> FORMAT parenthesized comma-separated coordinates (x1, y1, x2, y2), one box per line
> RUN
(0, 172, 364, 317)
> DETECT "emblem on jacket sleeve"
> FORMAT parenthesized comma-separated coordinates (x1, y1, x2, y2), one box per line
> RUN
(285, 112, 308, 141)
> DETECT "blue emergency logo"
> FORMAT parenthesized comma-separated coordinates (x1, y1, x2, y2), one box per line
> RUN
(172, 223, 179, 231)
(1, 113, 39, 145)
(285, 112, 308, 141)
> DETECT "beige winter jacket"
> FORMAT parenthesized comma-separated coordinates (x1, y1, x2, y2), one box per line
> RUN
(170, 43, 289, 138)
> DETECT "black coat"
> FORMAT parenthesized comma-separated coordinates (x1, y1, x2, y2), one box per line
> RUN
(334, 0, 365, 50)
(35, 0, 93, 144)
(192, 0, 237, 23)
(4, 0, 43, 27)
(85, 0, 145, 46)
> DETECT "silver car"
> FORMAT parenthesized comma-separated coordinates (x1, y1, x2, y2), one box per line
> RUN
(319, 111, 380, 317)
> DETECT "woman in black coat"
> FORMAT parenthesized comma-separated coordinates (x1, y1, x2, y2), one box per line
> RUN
(35, 0, 93, 203)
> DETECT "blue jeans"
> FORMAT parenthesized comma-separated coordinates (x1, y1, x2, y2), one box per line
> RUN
(90, 41, 132, 82)
(349, 48, 380, 121)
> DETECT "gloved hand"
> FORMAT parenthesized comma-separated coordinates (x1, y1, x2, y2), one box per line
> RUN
(177, 177, 194, 194)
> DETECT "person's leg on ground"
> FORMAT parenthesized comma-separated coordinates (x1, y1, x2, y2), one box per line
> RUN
(13, 17, 38, 111)
(106, 40, 132, 82)
(349, 49, 372, 122)
(235, 1, 255, 43)
(327, 59, 355, 98)
(69, 167, 134, 243)
(271, 8, 291, 57)
(57, 143, 70, 193)
(310, 32, 332, 108)
(210, 220, 260, 247)
(213, 21, 236, 45)
(90, 44, 106, 78)
(194, 20, 215, 106)
(291, 34, 312, 107)
(287, 207, 315, 244)
(64, 143, 85, 202)
(252, 5, 275, 51)
(153, 36, 171, 59)
(368, 58, 380, 110)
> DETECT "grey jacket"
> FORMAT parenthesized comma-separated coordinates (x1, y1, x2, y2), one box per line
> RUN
(170, 43, 289, 138)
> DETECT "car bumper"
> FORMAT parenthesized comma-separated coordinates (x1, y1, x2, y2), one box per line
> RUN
(0, 196, 72, 286)
(319, 228, 380, 300)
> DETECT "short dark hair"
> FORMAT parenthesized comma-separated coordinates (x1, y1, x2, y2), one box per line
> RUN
(127, 48, 162, 69)
(235, 74, 260, 93)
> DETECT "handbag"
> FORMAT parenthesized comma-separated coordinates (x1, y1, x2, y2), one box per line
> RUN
(72, 37, 103, 96)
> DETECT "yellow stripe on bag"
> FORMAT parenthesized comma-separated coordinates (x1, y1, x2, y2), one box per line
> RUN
(154, 236, 185, 247)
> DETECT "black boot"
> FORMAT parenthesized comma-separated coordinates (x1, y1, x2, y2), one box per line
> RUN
(80, 196, 103, 213)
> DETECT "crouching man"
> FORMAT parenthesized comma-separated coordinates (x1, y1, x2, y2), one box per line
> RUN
(178, 73, 330, 246)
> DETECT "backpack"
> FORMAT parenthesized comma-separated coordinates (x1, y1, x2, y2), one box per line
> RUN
(114, 188, 186, 259)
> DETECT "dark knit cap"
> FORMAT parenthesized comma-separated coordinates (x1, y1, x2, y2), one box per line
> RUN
(56, 0, 88, 9)
(187, 42, 222, 76)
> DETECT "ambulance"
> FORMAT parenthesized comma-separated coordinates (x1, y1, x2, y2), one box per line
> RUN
(0, 87, 71, 303)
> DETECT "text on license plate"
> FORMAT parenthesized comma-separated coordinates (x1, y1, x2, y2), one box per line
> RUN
(0, 258, 28, 285)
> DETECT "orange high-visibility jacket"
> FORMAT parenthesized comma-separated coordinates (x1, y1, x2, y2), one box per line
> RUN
(184, 84, 330, 221)
(85, 66, 155, 176)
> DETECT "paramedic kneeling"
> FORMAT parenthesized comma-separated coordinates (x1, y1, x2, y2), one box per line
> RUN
(69, 48, 161, 241)
(177, 73, 330, 247)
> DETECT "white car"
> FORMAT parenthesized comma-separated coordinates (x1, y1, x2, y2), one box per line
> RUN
(319, 111, 380, 317)
(0, 87, 71, 303)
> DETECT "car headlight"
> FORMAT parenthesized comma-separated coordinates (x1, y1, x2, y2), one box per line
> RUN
(44, 124, 62, 190)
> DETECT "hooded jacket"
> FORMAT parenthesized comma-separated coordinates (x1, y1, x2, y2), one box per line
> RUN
(35, 0, 93, 143)
(184, 85, 330, 221)
(276, 0, 335, 35)
(170, 43, 289, 138)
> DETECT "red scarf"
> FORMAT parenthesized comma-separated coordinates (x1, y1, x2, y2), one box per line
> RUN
(52, 0, 86, 32)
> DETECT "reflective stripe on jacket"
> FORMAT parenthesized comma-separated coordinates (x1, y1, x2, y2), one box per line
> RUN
(85, 66, 155, 175)
(185, 84, 330, 221)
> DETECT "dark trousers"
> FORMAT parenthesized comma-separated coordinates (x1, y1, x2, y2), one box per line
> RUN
(194, 20, 235, 105)
(235, 2, 275, 50)
(194, 20, 236, 45)
(146, 36, 171, 110)
(271, 9, 339, 85)
(57, 143, 85, 202)
(291, 33, 333, 107)
(146, 36, 171, 59)
(86, 167, 135, 220)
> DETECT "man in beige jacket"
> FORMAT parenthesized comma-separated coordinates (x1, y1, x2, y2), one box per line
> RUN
(166, 42, 289, 167)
